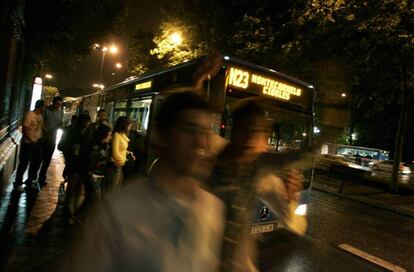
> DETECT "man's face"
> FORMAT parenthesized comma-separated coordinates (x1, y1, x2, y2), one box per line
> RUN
(231, 116, 270, 156)
(38, 105, 46, 114)
(97, 111, 106, 121)
(163, 109, 213, 179)
(53, 100, 63, 110)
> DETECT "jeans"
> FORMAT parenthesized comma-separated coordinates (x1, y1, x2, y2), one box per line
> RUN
(38, 140, 55, 183)
(64, 173, 85, 217)
(105, 166, 123, 193)
(14, 141, 42, 186)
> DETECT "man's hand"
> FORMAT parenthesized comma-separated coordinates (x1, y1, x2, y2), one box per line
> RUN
(286, 169, 303, 202)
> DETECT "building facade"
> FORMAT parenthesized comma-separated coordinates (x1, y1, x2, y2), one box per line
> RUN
(0, 0, 29, 194)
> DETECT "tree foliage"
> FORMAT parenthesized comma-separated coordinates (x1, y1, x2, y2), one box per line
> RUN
(24, 0, 126, 75)
(299, 0, 414, 156)
(128, 0, 414, 159)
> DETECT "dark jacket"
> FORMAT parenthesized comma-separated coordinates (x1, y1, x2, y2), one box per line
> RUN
(88, 144, 110, 176)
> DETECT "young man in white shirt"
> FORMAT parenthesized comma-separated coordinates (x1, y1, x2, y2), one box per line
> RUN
(14, 100, 45, 191)
(62, 91, 224, 272)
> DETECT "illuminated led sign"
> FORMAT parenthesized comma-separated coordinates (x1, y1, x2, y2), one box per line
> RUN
(227, 67, 302, 101)
(135, 81, 152, 91)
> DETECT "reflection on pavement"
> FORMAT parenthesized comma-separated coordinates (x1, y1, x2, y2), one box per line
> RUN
(0, 151, 64, 238)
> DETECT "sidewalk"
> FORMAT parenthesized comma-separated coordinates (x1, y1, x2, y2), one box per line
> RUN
(0, 152, 75, 272)
(313, 172, 414, 218)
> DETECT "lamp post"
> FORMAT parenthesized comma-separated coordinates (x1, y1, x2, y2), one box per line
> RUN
(111, 62, 123, 85)
(95, 43, 118, 83)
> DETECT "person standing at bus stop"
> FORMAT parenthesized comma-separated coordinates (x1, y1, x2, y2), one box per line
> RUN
(210, 98, 307, 272)
(106, 116, 135, 192)
(13, 100, 45, 191)
(38, 96, 64, 187)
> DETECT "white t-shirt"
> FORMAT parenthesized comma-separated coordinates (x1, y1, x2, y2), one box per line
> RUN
(23, 111, 43, 143)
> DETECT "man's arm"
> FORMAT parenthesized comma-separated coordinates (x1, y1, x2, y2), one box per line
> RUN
(22, 112, 36, 142)
(59, 109, 64, 128)
(257, 171, 307, 235)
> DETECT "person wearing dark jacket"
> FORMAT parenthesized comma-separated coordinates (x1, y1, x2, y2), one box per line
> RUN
(63, 113, 93, 224)
(59, 115, 79, 181)
(79, 125, 112, 216)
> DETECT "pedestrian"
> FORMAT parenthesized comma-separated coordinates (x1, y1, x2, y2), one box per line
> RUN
(79, 125, 112, 216)
(38, 96, 64, 186)
(62, 91, 225, 272)
(210, 98, 308, 272)
(106, 116, 135, 192)
(13, 100, 45, 191)
(63, 113, 93, 224)
(58, 114, 79, 181)
(89, 108, 109, 133)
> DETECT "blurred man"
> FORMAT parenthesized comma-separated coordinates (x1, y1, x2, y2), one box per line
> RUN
(210, 98, 307, 272)
(90, 108, 109, 131)
(63, 91, 224, 272)
(13, 100, 45, 191)
(38, 96, 64, 186)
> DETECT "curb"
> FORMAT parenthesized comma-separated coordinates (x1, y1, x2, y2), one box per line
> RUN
(312, 183, 414, 219)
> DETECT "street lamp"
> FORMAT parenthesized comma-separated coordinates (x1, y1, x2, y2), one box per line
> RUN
(115, 62, 122, 69)
(170, 32, 182, 45)
(45, 74, 53, 79)
(92, 83, 105, 90)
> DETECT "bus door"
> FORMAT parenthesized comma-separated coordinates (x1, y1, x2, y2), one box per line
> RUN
(128, 97, 153, 173)
(129, 98, 152, 134)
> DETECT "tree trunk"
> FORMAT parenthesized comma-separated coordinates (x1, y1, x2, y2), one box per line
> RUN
(390, 64, 410, 193)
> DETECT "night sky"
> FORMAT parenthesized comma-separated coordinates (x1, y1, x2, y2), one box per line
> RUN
(57, 0, 164, 96)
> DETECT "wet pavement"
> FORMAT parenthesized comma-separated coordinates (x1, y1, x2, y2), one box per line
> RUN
(0, 152, 74, 272)
(0, 151, 410, 271)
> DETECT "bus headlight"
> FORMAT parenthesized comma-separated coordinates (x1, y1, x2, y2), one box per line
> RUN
(295, 204, 307, 216)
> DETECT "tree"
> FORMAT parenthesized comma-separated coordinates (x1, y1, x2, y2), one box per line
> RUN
(128, 28, 160, 75)
(298, 0, 414, 191)
(23, 0, 126, 76)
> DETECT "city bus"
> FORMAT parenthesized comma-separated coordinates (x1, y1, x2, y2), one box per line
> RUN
(73, 56, 315, 234)
(321, 143, 389, 167)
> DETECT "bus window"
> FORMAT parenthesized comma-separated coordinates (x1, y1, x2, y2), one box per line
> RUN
(130, 99, 152, 135)
(269, 113, 308, 153)
(111, 100, 128, 125)
(221, 97, 310, 153)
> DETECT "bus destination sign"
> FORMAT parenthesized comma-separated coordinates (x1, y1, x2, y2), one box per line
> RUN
(135, 80, 152, 91)
(226, 67, 310, 109)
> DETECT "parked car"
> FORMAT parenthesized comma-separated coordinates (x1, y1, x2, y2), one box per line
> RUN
(371, 160, 412, 175)
(315, 154, 362, 171)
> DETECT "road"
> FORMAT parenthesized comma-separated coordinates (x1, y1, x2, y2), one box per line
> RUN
(257, 187, 414, 271)
(307, 189, 414, 269)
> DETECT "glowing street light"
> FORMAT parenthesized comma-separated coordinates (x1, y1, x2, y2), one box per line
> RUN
(45, 74, 53, 79)
(92, 83, 105, 90)
(94, 43, 119, 82)
(109, 46, 118, 54)
(115, 62, 122, 69)
(341, 92, 347, 98)
(170, 32, 182, 45)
